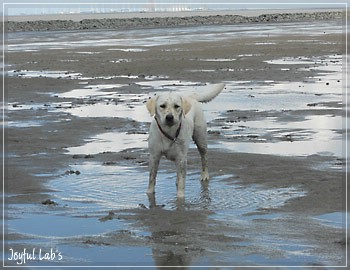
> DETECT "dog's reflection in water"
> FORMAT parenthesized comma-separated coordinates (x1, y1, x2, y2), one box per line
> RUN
(145, 183, 211, 269)
(153, 249, 190, 269)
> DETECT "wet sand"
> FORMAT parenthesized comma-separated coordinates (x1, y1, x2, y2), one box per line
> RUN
(4, 13, 348, 267)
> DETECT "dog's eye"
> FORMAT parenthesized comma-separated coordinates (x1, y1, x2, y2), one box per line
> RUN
(174, 104, 180, 109)
(160, 104, 166, 109)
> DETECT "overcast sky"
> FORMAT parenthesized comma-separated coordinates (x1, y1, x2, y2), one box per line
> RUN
(1, 1, 347, 15)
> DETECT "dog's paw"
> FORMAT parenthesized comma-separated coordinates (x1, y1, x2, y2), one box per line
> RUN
(201, 171, 209, 181)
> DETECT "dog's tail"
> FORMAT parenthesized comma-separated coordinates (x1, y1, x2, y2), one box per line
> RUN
(190, 83, 225, 103)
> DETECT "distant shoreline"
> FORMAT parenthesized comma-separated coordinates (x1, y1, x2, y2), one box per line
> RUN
(5, 9, 344, 33)
(6, 8, 343, 22)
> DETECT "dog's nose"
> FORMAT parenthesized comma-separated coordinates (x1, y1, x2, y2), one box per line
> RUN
(166, 114, 174, 123)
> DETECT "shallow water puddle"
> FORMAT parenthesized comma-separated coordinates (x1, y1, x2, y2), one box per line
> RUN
(65, 102, 151, 121)
(211, 114, 343, 157)
(106, 48, 148, 52)
(217, 79, 341, 114)
(57, 245, 153, 266)
(67, 132, 148, 155)
(265, 54, 342, 93)
(313, 212, 349, 229)
(44, 58, 344, 158)
(7, 69, 137, 81)
(7, 162, 309, 266)
(47, 162, 306, 215)
(205, 83, 338, 113)
(55, 84, 125, 98)
(214, 138, 343, 157)
(54, 84, 151, 121)
(5, 244, 153, 266)
(6, 120, 44, 128)
(136, 79, 207, 90)
(199, 58, 237, 62)
(206, 54, 344, 157)
(58, 81, 218, 120)
(7, 68, 163, 81)
(8, 70, 83, 79)
(8, 212, 119, 238)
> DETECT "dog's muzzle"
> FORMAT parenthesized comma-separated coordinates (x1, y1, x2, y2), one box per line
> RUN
(165, 114, 175, 126)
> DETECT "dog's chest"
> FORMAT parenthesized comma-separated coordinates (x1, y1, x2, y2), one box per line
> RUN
(161, 140, 185, 161)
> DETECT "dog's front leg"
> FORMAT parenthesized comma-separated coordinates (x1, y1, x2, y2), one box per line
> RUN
(147, 155, 160, 195)
(176, 159, 187, 198)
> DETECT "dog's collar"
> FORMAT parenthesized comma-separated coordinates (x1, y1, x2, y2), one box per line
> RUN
(154, 116, 182, 143)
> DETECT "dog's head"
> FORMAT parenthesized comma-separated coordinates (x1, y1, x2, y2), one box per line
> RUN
(146, 93, 192, 127)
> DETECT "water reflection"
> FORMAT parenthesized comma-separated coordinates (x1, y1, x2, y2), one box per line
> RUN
(139, 192, 214, 268)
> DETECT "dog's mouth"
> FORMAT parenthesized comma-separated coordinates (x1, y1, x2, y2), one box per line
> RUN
(166, 121, 175, 127)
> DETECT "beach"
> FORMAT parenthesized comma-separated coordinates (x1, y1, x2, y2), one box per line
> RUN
(4, 9, 348, 267)
(6, 9, 344, 32)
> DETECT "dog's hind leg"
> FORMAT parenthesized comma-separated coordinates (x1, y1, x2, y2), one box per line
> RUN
(198, 145, 209, 181)
(193, 126, 209, 181)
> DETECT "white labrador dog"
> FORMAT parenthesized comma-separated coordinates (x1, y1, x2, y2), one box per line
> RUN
(146, 83, 225, 198)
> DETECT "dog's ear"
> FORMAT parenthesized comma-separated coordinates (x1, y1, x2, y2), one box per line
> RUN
(182, 97, 192, 115)
(146, 97, 157, 116)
